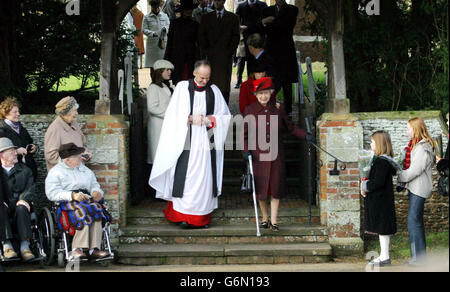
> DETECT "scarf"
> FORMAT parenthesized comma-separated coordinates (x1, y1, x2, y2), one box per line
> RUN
(403, 139, 412, 170)
(5, 119, 20, 134)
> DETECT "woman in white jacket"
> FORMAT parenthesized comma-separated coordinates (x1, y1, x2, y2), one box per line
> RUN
(143, 0, 170, 69)
(398, 117, 436, 266)
(147, 60, 174, 164)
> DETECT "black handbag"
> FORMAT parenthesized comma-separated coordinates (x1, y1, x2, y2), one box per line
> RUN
(437, 168, 449, 197)
(240, 162, 253, 193)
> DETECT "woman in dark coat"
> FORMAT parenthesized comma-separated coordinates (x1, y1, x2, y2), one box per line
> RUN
(0, 98, 38, 180)
(361, 130, 400, 267)
(243, 77, 310, 231)
(164, 4, 199, 85)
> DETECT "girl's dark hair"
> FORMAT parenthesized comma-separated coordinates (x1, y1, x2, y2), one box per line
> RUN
(151, 68, 167, 88)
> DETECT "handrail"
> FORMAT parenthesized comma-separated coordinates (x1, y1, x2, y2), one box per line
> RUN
(305, 117, 347, 175)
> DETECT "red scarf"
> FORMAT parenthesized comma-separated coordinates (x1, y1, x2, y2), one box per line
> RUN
(403, 139, 413, 170)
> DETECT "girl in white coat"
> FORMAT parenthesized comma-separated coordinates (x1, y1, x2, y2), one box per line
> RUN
(147, 60, 174, 164)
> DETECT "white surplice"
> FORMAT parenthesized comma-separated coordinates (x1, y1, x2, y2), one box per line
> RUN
(149, 81, 231, 215)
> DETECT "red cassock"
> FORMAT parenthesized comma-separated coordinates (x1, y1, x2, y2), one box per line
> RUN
(163, 201, 212, 226)
(243, 101, 306, 200)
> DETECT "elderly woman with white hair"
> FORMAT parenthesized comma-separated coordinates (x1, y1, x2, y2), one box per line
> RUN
(45, 143, 111, 261)
(44, 96, 92, 172)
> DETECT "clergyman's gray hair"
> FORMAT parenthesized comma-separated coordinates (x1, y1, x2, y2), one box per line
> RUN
(194, 59, 211, 72)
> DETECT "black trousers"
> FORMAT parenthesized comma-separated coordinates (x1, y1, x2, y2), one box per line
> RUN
(282, 82, 293, 114)
(0, 204, 6, 242)
(0, 203, 31, 242)
(236, 57, 246, 84)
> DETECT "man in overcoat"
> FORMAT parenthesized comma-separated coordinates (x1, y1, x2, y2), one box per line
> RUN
(165, 2, 200, 84)
(235, 0, 267, 84)
(259, 0, 298, 114)
(198, 0, 240, 104)
(0, 137, 35, 261)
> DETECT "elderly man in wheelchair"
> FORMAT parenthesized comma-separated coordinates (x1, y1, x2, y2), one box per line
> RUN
(45, 143, 111, 262)
(0, 137, 37, 262)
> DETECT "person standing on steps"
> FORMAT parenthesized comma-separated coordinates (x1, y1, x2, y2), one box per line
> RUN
(198, 0, 240, 104)
(258, 0, 298, 114)
(242, 77, 313, 232)
(149, 60, 231, 229)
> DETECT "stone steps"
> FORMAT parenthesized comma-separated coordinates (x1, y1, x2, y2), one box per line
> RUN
(127, 206, 320, 226)
(117, 242, 333, 265)
(119, 224, 328, 245)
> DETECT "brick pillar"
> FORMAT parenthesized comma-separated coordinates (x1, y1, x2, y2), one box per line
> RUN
(317, 113, 364, 256)
(82, 115, 129, 247)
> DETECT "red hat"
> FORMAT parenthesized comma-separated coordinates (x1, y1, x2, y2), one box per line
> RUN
(253, 77, 274, 92)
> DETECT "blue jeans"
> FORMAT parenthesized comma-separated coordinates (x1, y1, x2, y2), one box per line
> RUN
(407, 192, 427, 262)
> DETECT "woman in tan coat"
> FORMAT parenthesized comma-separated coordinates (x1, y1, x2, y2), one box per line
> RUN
(44, 96, 91, 171)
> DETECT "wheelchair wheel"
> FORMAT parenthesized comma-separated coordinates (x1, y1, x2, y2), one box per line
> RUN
(38, 207, 56, 266)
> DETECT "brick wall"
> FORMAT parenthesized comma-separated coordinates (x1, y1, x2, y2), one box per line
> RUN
(317, 114, 364, 255)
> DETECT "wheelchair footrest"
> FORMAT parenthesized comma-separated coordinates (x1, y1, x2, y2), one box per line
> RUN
(0, 256, 21, 263)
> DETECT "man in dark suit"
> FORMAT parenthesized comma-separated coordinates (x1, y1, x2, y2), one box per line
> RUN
(246, 33, 281, 96)
(198, 0, 240, 104)
(260, 0, 298, 114)
(235, 0, 267, 87)
(165, 2, 200, 84)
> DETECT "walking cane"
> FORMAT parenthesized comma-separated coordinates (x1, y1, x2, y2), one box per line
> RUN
(247, 155, 261, 237)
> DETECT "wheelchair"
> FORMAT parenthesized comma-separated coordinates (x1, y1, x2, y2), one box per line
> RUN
(0, 205, 47, 266)
(38, 202, 114, 268)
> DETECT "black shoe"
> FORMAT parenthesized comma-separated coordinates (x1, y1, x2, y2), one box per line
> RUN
(270, 223, 279, 232)
(234, 82, 241, 89)
(369, 258, 391, 267)
(179, 221, 189, 229)
(260, 220, 270, 229)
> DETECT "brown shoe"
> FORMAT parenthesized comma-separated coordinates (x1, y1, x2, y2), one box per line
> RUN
(3, 247, 18, 259)
(71, 249, 87, 260)
(21, 249, 35, 262)
(90, 249, 110, 260)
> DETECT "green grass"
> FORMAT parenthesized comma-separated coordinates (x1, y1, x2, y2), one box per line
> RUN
(365, 231, 449, 260)
(50, 75, 99, 91)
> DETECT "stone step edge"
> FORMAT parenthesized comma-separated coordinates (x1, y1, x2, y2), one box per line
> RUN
(117, 243, 332, 257)
(119, 224, 328, 237)
(127, 207, 320, 219)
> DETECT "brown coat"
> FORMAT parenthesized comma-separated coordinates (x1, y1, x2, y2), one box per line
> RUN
(131, 7, 145, 55)
(198, 10, 240, 97)
(243, 101, 306, 200)
(44, 116, 87, 171)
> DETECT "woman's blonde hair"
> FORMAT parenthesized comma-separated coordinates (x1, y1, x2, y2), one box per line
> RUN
(371, 130, 394, 157)
(408, 117, 435, 150)
(0, 97, 20, 119)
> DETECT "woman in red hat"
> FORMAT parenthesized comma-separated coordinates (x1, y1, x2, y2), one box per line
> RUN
(242, 77, 313, 231)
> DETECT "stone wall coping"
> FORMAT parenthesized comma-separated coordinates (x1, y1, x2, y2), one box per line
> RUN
(319, 113, 359, 121)
(353, 110, 443, 120)
(20, 114, 92, 122)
